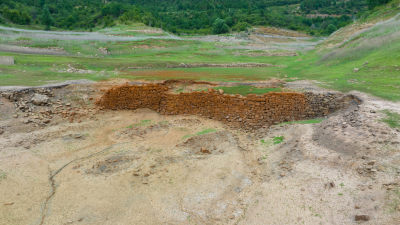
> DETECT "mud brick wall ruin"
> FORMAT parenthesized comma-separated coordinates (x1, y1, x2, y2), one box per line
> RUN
(96, 83, 355, 130)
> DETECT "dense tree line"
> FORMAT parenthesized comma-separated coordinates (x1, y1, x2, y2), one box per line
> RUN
(367, 0, 391, 9)
(0, 0, 374, 35)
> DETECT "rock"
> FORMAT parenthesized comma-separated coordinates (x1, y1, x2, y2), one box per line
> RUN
(31, 94, 49, 106)
(1, 92, 12, 99)
(13, 114, 18, 118)
(355, 215, 370, 222)
(43, 119, 51, 124)
(0, 129, 4, 135)
(218, 89, 224, 94)
(23, 119, 31, 124)
(353, 68, 360, 73)
(200, 147, 211, 154)
(98, 47, 109, 55)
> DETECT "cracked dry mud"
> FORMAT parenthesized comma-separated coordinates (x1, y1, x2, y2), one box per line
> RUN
(0, 83, 400, 225)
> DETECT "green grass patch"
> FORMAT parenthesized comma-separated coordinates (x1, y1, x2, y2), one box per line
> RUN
(213, 85, 281, 96)
(260, 136, 285, 146)
(183, 128, 217, 139)
(0, 170, 7, 181)
(381, 110, 400, 128)
(280, 118, 324, 125)
(134, 119, 152, 127)
(386, 188, 400, 213)
(273, 136, 284, 145)
(196, 128, 217, 135)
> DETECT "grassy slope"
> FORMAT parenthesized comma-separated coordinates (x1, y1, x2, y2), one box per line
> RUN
(0, 2, 399, 100)
(286, 1, 400, 100)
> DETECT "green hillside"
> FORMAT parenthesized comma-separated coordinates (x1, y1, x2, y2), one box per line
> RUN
(1, 0, 368, 35)
(290, 0, 400, 100)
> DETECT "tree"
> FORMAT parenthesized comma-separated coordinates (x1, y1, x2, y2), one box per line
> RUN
(326, 24, 337, 34)
(367, 0, 391, 9)
(41, 5, 53, 30)
(2, 7, 31, 25)
(212, 18, 229, 34)
(232, 21, 250, 32)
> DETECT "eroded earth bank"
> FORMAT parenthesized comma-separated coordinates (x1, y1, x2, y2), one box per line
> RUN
(0, 80, 399, 225)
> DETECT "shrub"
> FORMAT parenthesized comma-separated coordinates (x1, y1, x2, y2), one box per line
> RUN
(212, 18, 229, 34)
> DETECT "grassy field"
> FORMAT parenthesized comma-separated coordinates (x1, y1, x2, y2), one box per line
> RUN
(0, 4, 399, 100)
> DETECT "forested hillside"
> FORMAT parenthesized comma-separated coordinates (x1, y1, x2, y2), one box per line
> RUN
(0, 0, 391, 35)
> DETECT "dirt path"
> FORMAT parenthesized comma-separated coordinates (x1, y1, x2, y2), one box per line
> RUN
(0, 25, 180, 42)
(0, 44, 67, 55)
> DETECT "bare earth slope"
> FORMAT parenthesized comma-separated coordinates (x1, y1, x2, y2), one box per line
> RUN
(0, 82, 399, 225)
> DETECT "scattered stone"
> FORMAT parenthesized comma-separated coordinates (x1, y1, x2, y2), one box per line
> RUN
(98, 47, 109, 55)
(200, 147, 211, 154)
(13, 114, 18, 118)
(23, 119, 31, 124)
(43, 119, 51, 124)
(355, 215, 370, 222)
(31, 94, 49, 106)
(353, 68, 360, 73)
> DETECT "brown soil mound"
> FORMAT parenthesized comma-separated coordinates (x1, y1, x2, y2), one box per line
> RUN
(96, 82, 355, 130)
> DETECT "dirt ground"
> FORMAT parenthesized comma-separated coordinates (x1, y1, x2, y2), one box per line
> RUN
(0, 81, 399, 225)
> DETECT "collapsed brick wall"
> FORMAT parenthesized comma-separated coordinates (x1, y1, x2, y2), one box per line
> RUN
(96, 83, 351, 130)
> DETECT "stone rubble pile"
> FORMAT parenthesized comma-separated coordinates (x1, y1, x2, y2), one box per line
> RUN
(96, 83, 354, 130)
(1, 87, 96, 127)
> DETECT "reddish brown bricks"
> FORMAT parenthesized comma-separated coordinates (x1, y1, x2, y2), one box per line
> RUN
(96, 83, 348, 130)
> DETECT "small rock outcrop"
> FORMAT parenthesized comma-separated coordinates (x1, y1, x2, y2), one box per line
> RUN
(31, 94, 49, 106)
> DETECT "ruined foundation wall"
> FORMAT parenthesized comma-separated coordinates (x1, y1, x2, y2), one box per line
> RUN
(97, 84, 349, 130)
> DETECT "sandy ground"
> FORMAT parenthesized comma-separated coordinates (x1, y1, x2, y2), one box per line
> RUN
(0, 82, 399, 225)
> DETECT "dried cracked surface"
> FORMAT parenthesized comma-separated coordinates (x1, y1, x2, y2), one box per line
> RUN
(0, 83, 400, 225)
